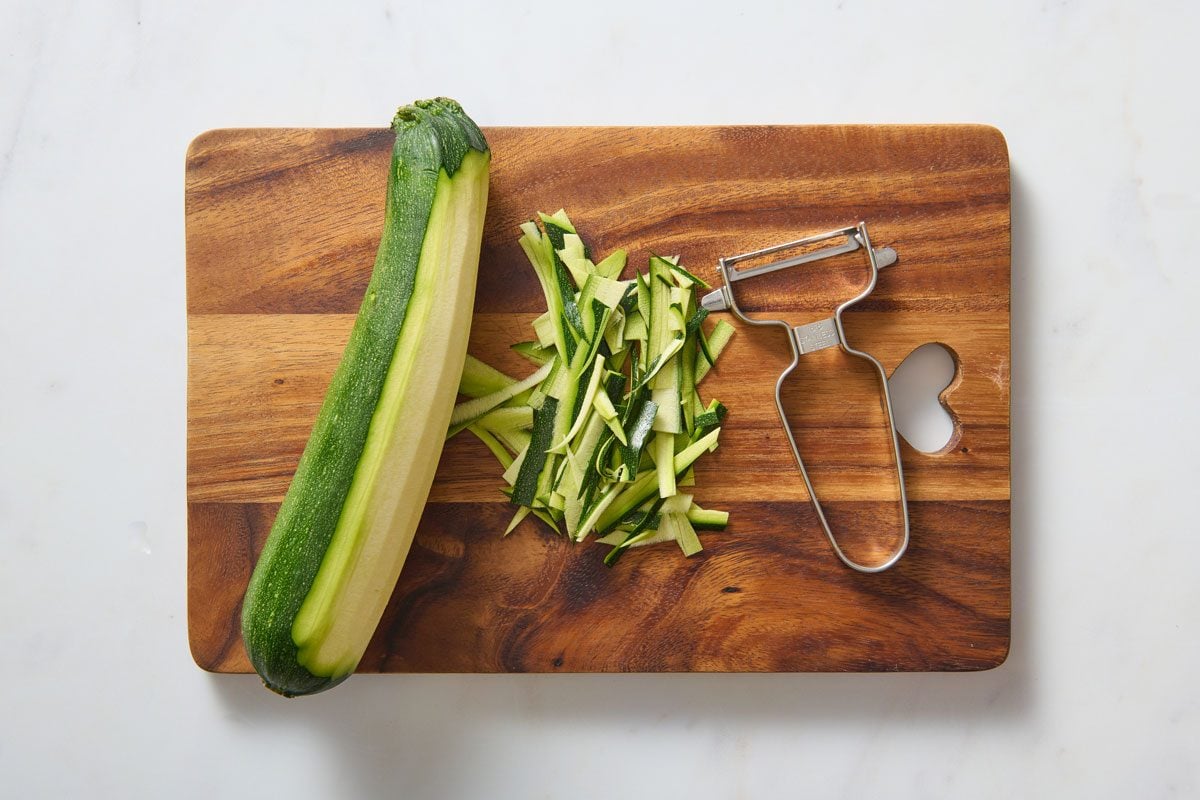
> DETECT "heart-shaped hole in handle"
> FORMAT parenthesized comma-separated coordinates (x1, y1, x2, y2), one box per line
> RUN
(887, 342, 961, 454)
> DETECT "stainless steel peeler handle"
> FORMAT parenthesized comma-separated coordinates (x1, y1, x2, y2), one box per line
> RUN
(707, 223, 910, 573)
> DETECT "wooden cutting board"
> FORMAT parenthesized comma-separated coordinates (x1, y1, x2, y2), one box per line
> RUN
(187, 124, 1010, 673)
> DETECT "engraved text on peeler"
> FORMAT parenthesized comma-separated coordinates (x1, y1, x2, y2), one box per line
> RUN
(793, 318, 840, 354)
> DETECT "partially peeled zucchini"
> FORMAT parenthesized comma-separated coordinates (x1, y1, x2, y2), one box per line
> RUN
(240, 99, 490, 696)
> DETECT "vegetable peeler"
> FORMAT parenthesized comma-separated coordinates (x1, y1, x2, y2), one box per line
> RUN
(699, 222, 910, 573)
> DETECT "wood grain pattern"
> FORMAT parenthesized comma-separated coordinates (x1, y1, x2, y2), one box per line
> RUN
(186, 125, 1010, 673)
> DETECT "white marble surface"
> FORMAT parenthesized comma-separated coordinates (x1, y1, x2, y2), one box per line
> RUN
(2, 0, 1197, 797)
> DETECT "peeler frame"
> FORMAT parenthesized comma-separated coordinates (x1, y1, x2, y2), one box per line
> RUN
(709, 222, 910, 573)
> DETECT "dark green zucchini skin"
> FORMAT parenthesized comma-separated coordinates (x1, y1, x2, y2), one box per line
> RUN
(239, 99, 488, 697)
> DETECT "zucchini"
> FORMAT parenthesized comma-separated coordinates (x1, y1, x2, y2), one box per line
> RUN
(240, 99, 489, 697)
(446, 209, 734, 566)
(458, 354, 515, 398)
(512, 340, 554, 366)
(687, 505, 729, 530)
(594, 427, 722, 534)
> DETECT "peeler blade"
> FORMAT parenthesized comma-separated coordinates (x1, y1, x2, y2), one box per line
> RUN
(700, 246, 897, 312)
